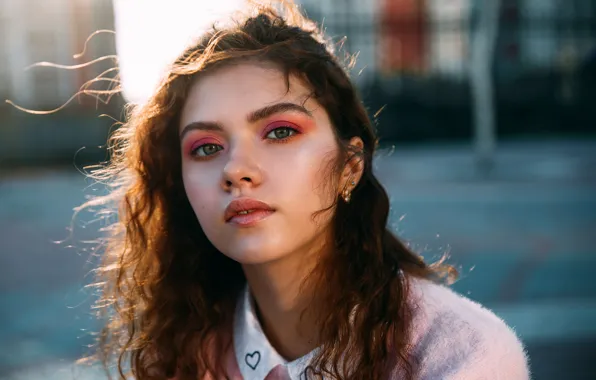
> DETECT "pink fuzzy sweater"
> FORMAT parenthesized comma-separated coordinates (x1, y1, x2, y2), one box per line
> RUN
(178, 276, 531, 379)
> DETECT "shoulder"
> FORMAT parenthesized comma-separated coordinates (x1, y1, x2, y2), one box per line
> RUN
(403, 276, 531, 380)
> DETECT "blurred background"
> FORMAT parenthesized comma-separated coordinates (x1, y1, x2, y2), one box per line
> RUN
(1, 0, 595, 379)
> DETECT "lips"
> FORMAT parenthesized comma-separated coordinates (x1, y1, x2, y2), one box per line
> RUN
(224, 198, 275, 226)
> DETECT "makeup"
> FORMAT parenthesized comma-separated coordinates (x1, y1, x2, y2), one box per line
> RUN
(186, 136, 225, 157)
(261, 120, 303, 139)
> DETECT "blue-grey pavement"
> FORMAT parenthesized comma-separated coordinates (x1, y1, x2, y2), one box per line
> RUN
(1, 139, 595, 379)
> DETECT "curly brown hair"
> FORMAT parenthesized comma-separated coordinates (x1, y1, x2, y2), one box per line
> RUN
(82, 1, 456, 379)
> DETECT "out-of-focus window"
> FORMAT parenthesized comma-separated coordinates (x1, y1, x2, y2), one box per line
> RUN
(0, 14, 9, 96)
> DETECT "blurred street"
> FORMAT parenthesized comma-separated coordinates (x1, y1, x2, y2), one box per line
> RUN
(1, 139, 595, 379)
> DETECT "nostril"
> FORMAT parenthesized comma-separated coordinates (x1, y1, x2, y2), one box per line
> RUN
(241, 177, 252, 182)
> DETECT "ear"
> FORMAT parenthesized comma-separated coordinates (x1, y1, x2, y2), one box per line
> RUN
(339, 137, 365, 193)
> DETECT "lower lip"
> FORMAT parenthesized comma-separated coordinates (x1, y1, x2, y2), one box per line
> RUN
(227, 210, 275, 227)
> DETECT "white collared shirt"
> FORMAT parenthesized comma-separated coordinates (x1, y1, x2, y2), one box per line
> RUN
(233, 286, 316, 379)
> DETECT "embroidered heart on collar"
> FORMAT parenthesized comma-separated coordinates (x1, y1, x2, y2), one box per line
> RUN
(245, 350, 261, 370)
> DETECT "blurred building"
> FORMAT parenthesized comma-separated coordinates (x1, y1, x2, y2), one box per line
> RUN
(298, 0, 378, 84)
(0, 0, 594, 167)
(297, 0, 595, 142)
(299, 0, 471, 80)
(378, 0, 426, 75)
(0, 0, 115, 109)
(0, 0, 116, 167)
(298, 0, 595, 80)
(427, 0, 471, 80)
(2, 0, 593, 106)
(497, 0, 595, 79)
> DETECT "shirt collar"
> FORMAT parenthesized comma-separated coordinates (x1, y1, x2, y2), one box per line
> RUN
(233, 285, 317, 379)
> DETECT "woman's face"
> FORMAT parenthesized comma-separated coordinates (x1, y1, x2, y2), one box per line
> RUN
(179, 63, 344, 265)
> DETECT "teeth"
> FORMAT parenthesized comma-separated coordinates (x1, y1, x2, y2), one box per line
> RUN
(238, 210, 254, 215)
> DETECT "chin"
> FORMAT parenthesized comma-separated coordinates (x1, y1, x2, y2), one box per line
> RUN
(215, 230, 291, 265)
(223, 244, 288, 265)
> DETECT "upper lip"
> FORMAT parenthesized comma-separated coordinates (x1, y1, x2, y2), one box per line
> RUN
(224, 198, 275, 222)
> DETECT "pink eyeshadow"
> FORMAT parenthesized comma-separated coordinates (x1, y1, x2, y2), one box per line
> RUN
(261, 120, 305, 138)
(187, 137, 223, 154)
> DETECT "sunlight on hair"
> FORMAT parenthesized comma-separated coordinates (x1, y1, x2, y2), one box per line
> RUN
(113, 0, 244, 104)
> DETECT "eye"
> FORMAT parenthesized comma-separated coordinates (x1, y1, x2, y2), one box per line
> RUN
(192, 143, 223, 157)
(265, 126, 298, 140)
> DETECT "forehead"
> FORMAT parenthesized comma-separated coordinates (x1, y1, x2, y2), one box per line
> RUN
(179, 63, 321, 128)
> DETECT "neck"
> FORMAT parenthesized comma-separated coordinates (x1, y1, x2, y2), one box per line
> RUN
(242, 241, 327, 361)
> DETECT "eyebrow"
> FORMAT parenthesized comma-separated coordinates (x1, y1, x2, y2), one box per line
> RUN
(179, 102, 313, 139)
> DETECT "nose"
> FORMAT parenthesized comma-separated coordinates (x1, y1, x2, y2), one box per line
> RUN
(221, 144, 263, 192)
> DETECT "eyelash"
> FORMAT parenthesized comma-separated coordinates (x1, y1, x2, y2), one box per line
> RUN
(263, 125, 300, 142)
(189, 125, 301, 158)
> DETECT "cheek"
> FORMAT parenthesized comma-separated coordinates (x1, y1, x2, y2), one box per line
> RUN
(182, 165, 220, 218)
(308, 147, 339, 194)
(273, 143, 339, 205)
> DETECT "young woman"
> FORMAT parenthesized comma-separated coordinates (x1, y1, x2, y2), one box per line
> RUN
(87, 2, 530, 379)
